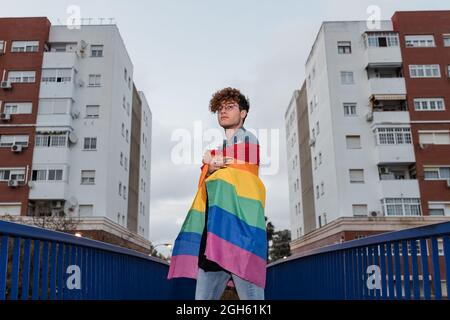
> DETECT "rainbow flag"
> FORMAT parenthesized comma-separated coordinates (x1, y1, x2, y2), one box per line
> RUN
(167, 138, 267, 288)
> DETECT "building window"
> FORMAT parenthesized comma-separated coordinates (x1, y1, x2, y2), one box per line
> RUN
(48, 169, 63, 181)
(320, 182, 324, 195)
(90, 45, 103, 57)
(337, 41, 351, 54)
(83, 137, 97, 150)
(424, 167, 450, 180)
(352, 204, 368, 216)
(88, 74, 101, 87)
(349, 169, 364, 183)
(346, 135, 361, 149)
(81, 170, 95, 185)
(7, 71, 36, 83)
(405, 35, 435, 47)
(418, 131, 450, 145)
(126, 129, 129, 142)
(340, 71, 354, 84)
(120, 152, 123, 166)
(86, 105, 100, 118)
(414, 98, 445, 111)
(314, 156, 317, 170)
(35, 134, 67, 148)
(382, 198, 421, 216)
(0, 135, 29, 147)
(409, 65, 440, 78)
(123, 186, 127, 199)
(366, 32, 399, 47)
(318, 152, 322, 164)
(119, 182, 122, 196)
(343, 103, 357, 116)
(0, 169, 25, 181)
(121, 123, 125, 137)
(375, 127, 411, 145)
(3, 102, 32, 115)
(11, 41, 39, 52)
(31, 169, 47, 181)
(316, 185, 320, 199)
(41, 68, 72, 83)
(316, 121, 320, 135)
(124, 157, 128, 170)
(444, 34, 450, 47)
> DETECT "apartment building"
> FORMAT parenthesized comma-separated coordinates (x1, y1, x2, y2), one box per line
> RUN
(0, 18, 152, 253)
(286, 12, 450, 254)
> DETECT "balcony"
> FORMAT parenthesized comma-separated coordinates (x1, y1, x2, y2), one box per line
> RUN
(364, 47, 402, 67)
(371, 111, 410, 125)
(375, 144, 415, 164)
(29, 181, 69, 200)
(42, 51, 78, 69)
(368, 77, 406, 96)
(379, 179, 420, 199)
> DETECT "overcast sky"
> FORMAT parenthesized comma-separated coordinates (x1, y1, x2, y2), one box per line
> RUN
(3, 0, 449, 256)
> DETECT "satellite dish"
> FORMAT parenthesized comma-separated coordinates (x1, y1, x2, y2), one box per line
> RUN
(68, 132, 78, 144)
(68, 196, 78, 207)
(79, 40, 87, 49)
(28, 181, 35, 188)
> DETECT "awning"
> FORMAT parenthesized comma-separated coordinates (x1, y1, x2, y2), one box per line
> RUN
(366, 62, 402, 69)
(370, 94, 406, 101)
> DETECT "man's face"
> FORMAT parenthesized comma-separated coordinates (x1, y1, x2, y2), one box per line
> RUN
(217, 99, 247, 129)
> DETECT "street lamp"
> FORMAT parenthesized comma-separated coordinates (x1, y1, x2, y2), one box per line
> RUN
(151, 243, 173, 259)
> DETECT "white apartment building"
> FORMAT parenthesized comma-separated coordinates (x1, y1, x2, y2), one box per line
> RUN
(287, 21, 419, 235)
(28, 24, 151, 242)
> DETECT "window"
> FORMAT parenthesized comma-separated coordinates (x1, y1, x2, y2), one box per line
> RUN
(419, 131, 450, 145)
(0, 169, 25, 181)
(316, 121, 320, 135)
(121, 123, 125, 136)
(405, 35, 435, 47)
(343, 103, 357, 116)
(32, 170, 47, 181)
(41, 68, 72, 83)
(340, 71, 354, 84)
(0, 135, 29, 147)
(349, 169, 364, 183)
(7, 71, 36, 83)
(119, 182, 122, 196)
(126, 129, 129, 142)
(124, 68, 127, 81)
(444, 34, 450, 47)
(81, 170, 95, 185)
(88, 74, 101, 87)
(366, 32, 399, 47)
(424, 167, 450, 180)
(409, 65, 440, 78)
(35, 134, 67, 147)
(314, 156, 317, 170)
(337, 41, 351, 54)
(90, 45, 103, 57)
(375, 128, 411, 145)
(120, 152, 123, 166)
(79, 205, 93, 217)
(3, 102, 32, 114)
(429, 208, 445, 216)
(320, 182, 324, 195)
(382, 198, 421, 216)
(86, 105, 99, 118)
(346, 135, 361, 149)
(38, 99, 70, 115)
(318, 152, 322, 164)
(83, 137, 97, 150)
(123, 186, 127, 199)
(11, 41, 39, 52)
(124, 157, 128, 170)
(353, 205, 368, 216)
(414, 98, 445, 111)
(48, 169, 63, 181)
(316, 185, 319, 199)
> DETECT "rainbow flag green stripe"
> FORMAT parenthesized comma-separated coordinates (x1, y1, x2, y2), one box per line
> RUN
(180, 209, 205, 234)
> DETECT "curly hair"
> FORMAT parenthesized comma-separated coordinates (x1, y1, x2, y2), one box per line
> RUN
(209, 87, 250, 115)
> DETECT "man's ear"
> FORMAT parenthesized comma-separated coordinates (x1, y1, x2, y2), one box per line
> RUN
(240, 110, 247, 121)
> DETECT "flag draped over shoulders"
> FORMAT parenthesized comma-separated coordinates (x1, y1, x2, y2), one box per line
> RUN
(167, 128, 267, 288)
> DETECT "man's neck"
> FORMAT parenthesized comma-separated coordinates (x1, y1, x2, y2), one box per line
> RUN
(224, 125, 243, 142)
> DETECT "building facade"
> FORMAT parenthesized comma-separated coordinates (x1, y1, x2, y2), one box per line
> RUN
(0, 18, 151, 253)
(286, 12, 450, 253)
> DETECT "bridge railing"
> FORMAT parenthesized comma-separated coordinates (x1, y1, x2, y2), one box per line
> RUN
(0, 219, 194, 300)
(266, 221, 450, 300)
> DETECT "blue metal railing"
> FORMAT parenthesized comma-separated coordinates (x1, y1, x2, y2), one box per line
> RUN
(266, 221, 450, 300)
(0, 220, 195, 300)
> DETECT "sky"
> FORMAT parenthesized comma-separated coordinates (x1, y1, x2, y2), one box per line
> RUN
(2, 0, 449, 257)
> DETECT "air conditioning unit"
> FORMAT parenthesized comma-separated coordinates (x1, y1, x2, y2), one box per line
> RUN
(8, 179, 19, 187)
(368, 210, 382, 218)
(0, 113, 11, 121)
(309, 138, 316, 147)
(0, 40, 5, 55)
(446, 179, 450, 188)
(0, 81, 12, 89)
(366, 111, 374, 122)
(11, 144, 23, 153)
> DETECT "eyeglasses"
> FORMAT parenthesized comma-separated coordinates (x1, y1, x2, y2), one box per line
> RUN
(217, 104, 238, 113)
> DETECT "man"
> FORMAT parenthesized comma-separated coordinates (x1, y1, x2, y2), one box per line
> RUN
(168, 87, 267, 300)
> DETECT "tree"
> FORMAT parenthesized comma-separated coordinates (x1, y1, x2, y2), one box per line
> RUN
(269, 229, 291, 263)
